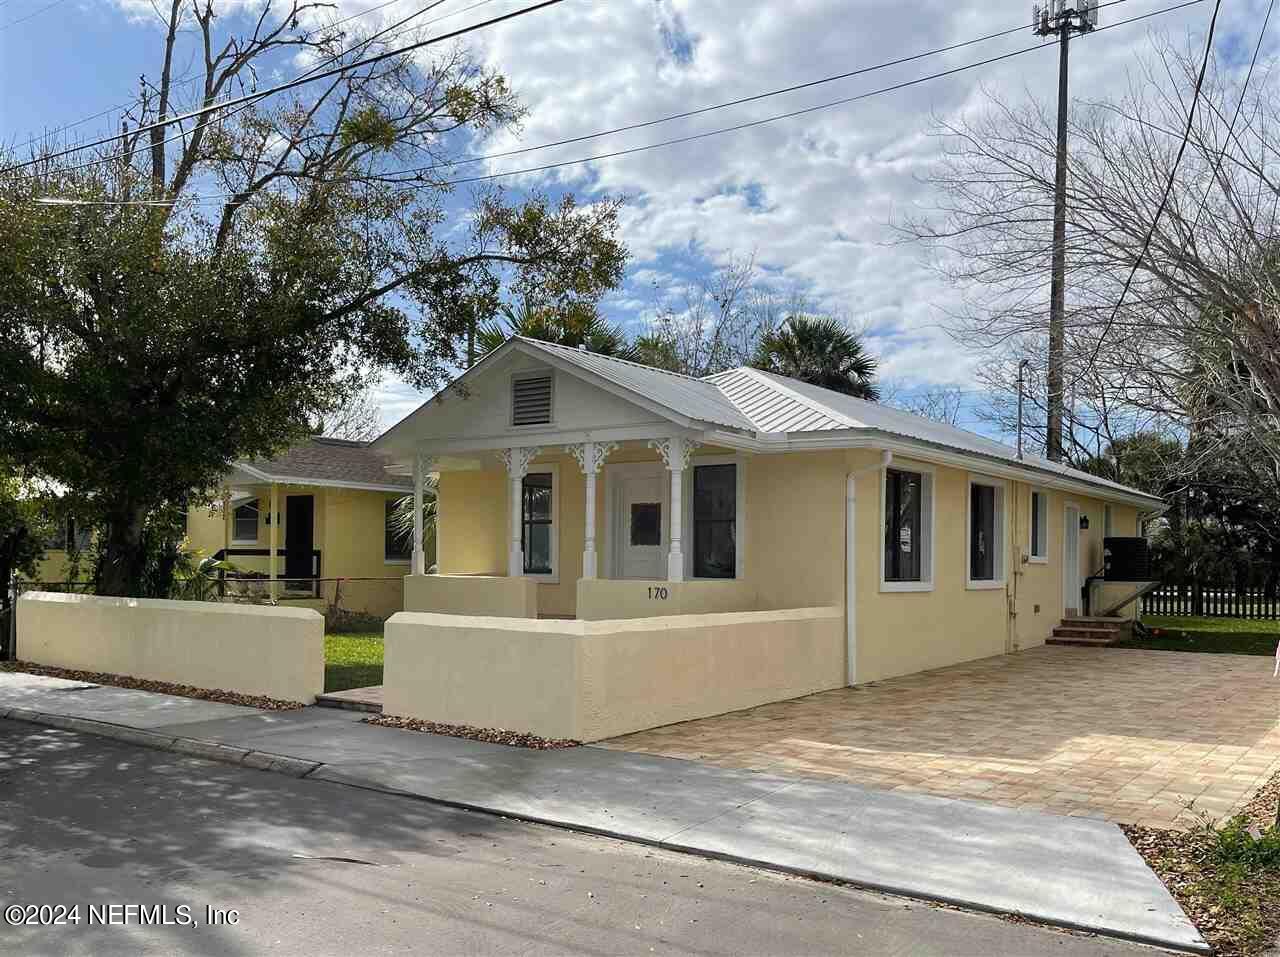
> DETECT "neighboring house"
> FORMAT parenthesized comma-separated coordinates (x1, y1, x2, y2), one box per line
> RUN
(186, 437, 413, 618)
(373, 337, 1163, 686)
(31, 516, 92, 583)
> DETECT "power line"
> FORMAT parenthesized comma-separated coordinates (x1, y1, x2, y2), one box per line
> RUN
(402, 0, 1141, 175)
(1084, 0, 1224, 368)
(0, 0, 71, 30)
(12, 0, 506, 151)
(31, 0, 1205, 205)
(51, 0, 462, 179)
(3, 0, 569, 173)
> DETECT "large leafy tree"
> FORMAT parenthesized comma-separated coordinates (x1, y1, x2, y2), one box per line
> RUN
(752, 315, 880, 399)
(0, 0, 626, 596)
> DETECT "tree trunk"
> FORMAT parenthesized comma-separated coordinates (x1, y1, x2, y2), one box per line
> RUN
(96, 505, 149, 597)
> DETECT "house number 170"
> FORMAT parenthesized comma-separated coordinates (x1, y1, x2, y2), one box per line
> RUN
(648, 586, 669, 600)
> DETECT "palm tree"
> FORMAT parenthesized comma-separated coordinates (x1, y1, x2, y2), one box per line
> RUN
(752, 315, 880, 399)
(476, 296, 638, 360)
(388, 475, 439, 572)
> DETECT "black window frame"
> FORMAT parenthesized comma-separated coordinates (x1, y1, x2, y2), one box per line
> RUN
(1030, 490, 1048, 560)
(884, 468, 925, 583)
(384, 498, 412, 563)
(692, 463, 736, 579)
(969, 482, 1001, 582)
(521, 471, 554, 575)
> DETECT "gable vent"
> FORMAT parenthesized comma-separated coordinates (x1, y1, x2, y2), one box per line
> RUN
(511, 375, 553, 426)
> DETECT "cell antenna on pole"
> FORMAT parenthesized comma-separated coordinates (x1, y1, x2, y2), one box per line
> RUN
(1033, 0, 1095, 461)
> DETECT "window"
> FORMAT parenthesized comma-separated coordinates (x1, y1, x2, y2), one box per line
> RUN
(1030, 490, 1048, 562)
(385, 499, 411, 563)
(1104, 504, 1113, 538)
(233, 501, 259, 543)
(46, 517, 91, 552)
(882, 467, 933, 589)
(511, 375, 553, 426)
(967, 478, 1006, 586)
(630, 503, 661, 546)
(521, 472, 554, 575)
(693, 464, 736, 578)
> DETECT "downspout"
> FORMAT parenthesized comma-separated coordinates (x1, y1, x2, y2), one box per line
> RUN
(846, 451, 892, 686)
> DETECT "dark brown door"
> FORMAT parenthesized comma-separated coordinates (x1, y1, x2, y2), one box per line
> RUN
(284, 495, 315, 583)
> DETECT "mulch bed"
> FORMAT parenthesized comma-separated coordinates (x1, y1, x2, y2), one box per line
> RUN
(366, 713, 580, 750)
(1123, 768, 1280, 956)
(0, 661, 306, 711)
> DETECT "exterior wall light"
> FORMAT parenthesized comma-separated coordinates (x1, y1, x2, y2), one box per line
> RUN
(1079, 515, 1090, 530)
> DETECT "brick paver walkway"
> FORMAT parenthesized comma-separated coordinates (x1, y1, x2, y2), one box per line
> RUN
(600, 646, 1280, 828)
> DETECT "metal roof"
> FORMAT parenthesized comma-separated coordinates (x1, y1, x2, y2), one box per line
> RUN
(513, 338, 756, 432)
(710, 368, 1159, 503)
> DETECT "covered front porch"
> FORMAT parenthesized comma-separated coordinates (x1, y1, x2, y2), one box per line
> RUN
(400, 434, 756, 620)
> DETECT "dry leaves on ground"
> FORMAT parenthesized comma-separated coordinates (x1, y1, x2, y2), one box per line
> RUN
(367, 713, 580, 749)
(0, 661, 306, 711)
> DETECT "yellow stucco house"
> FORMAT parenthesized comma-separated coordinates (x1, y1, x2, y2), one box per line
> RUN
(372, 337, 1162, 699)
(186, 437, 413, 618)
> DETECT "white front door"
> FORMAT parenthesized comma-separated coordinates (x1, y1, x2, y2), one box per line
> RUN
(614, 466, 667, 580)
(1064, 505, 1081, 616)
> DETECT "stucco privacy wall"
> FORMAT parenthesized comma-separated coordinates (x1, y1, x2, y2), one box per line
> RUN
(17, 591, 324, 703)
(383, 607, 844, 741)
(404, 574, 538, 618)
(575, 578, 759, 620)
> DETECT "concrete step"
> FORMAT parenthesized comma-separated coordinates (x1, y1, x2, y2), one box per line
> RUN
(1047, 635, 1122, 647)
(315, 688, 384, 714)
(1060, 617, 1126, 631)
(1053, 626, 1123, 639)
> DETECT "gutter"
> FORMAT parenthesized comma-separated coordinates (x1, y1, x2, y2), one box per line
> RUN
(846, 451, 892, 686)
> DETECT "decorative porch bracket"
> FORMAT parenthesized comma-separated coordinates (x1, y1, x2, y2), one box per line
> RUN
(566, 441, 619, 579)
(411, 453, 436, 576)
(499, 446, 542, 577)
(648, 437, 701, 582)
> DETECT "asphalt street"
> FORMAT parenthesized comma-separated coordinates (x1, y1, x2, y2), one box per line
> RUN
(0, 718, 1166, 956)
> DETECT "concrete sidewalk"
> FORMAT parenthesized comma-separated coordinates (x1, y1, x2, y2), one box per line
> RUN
(0, 672, 1207, 954)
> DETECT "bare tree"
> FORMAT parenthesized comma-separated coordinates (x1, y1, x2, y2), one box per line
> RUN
(313, 379, 385, 441)
(637, 253, 809, 376)
(901, 38, 1280, 489)
(892, 385, 968, 427)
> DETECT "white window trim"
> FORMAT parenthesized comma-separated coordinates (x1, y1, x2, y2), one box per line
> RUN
(879, 460, 935, 593)
(683, 453, 746, 582)
(521, 461, 560, 584)
(509, 370, 556, 430)
(231, 500, 260, 546)
(966, 474, 1008, 590)
(1028, 487, 1049, 564)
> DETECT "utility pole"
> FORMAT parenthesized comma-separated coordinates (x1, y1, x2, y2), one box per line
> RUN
(1033, 0, 1096, 462)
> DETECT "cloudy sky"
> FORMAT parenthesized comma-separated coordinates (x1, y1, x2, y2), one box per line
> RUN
(1, 0, 1250, 435)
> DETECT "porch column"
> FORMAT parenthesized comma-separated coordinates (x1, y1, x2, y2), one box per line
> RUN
(268, 481, 279, 602)
(411, 452, 435, 576)
(567, 441, 618, 579)
(649, 437, 700, 582)
(221, 486, 231, 555)
(499, 447, 541, 577)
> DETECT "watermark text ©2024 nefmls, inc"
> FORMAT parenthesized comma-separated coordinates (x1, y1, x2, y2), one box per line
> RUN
(5, 903, 240, 928)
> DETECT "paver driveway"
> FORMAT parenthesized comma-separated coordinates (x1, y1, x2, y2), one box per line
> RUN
(600, 645, 1280, 828)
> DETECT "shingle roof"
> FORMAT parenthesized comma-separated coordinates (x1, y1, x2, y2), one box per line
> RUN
(241, 437, 412, 490)
(515, 338, 756, 432)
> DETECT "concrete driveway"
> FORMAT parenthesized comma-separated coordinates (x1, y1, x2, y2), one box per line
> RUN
(601, 645, 1280, 828)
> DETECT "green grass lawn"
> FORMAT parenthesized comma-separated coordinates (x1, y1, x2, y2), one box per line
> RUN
(324, 632, 384, 692)
(1119, 615, 1280, 656)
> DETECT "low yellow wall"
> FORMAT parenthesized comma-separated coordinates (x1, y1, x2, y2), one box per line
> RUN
(383, 606, 844, 741)
(17, 592, 324, 703)
(575, 578, 760, 620)
(403, 574, 538, 618)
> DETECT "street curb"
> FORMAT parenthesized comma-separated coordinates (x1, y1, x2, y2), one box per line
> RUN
(2, 707, 1209, 956)
(4, 707, 322, 779)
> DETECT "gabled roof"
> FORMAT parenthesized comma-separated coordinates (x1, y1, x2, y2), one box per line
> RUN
(510, 338, 756, 432)
(372, 338, 1161, 508)
(235, 437, 412, 492)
